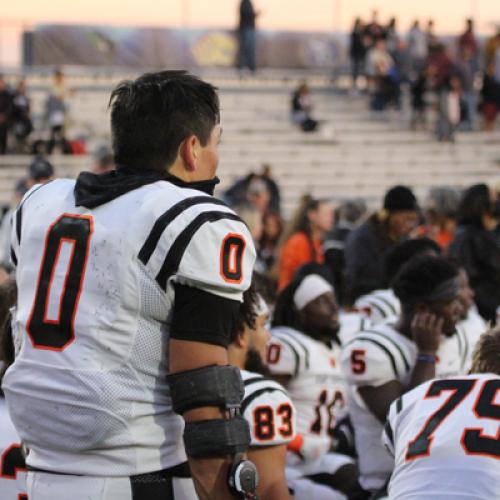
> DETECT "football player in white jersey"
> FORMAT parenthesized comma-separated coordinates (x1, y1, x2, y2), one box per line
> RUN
(228, 285, 295, 499)
(3, 71, 257, 500)
(354, 238, 441, 324)
(268, 266, 363, 498)
(0, 281, 27, 500)
(383, 327, 500, 500)
(340, 255, 463, 495)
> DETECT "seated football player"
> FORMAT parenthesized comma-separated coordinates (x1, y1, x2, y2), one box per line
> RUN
(383, 327, 500, 499)
(227, 284, 295, 500)
(0, 281, 27, 500)
(354, 238, 441, 324)
(340, 255, 463, 495)
(267, 266, 361, 498)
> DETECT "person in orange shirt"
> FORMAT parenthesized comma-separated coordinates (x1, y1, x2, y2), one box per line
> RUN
(278, 195, 334, 290)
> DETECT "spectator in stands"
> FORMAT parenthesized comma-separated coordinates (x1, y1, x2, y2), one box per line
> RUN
(238, 0, 259, 73)
(224, 171, 257, 207)
(385, 17, 399, 57)
(416, 186, 460, 250)
(259, 210, 283, 277)
(11, 78, 32, 153)
(349, 18, 367, 90)
(92, 145, 115, 174)
(480, 63, 500, 131)
(458, 18, 478, 63)
(363, 10, 384, 46)
(426, 19, 441, 56)
(457, 46, 478, 131)
(408, 20, 428, 74)
(277, 195, 333, 290)
(410, 67, 427, 130)
(324, 199, 367, 306)
(246, 176, 271, 215)
(449, 183, 500, 322)
(260, 164, 281, 213)
(344, 185, 419, 304)
(291, 82, 318, 132)
(46, 68, 69, 154)
(0, 76, 13, 155)
(428, 44, 456, 141)
(366, 39, 397, 112)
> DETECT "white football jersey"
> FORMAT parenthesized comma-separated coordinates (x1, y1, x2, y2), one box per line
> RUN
(3, 179, 255, 476)
(384, 373, 500, 500)
(267, 327, 348, 442)
(354, 289, 400, 325)
(241, 370, 296, 447)
(340, 320, 482, 491)
(0, 397, 27, 499)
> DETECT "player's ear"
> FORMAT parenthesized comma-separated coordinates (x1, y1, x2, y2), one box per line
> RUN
(179, 135, 199, 172)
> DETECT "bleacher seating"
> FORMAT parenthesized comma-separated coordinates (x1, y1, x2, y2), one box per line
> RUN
(0, 73, 499, 215)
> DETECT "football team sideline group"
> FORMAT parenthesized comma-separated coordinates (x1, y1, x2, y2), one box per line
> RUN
(0, 71, 498, 500)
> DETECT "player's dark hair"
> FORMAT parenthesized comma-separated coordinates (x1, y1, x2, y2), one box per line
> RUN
(393, 255, 459, 311)
(272, 263, 333, 329)
(232, 281, 260, 342)
(470, 327, 500, 375)
(457, 183, 491, 228)
(109, 70, 220, 172)
(384, 237, 441, 286)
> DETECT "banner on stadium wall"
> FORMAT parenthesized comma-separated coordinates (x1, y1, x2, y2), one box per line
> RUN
(24, 24, 345, 69)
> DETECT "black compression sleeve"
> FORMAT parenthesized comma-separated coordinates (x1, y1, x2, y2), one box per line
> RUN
(171, 283, 240, 347)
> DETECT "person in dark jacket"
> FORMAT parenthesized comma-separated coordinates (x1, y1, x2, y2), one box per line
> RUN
(449, 183, 500, 322)
(344, 185, 419, 304)
(350, 18, 367, 89)
(238, 0, 259, 72)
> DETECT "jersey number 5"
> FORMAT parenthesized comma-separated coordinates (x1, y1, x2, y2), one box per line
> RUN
(406, 378, 500, 461)
(27, 214, 93, 351)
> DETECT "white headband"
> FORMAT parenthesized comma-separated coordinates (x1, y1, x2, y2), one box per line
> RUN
(293, 274, 334, 311)
(253, 293, 269, 317)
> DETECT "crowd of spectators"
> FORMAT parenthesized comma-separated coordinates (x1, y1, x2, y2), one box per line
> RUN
(349, 12, 500, 138)
(221, 170, 500, 325)
(0, 68, 83, 156)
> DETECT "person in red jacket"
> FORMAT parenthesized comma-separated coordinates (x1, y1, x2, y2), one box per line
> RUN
(278, 195, 333, 290)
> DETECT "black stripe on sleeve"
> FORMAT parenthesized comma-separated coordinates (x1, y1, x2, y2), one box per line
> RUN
(155, 211, 243, 290)
(376, 295, 398, 316)
(138, 196, 227, 265)
(350, 336, 400, 379)
(243, 377, 264, 387)
(363, 330, 411, 372)
(272, 335, 301, 377)
(396, 396, 403, 413)
(241, 387, 289, 414)
(366, 299, 387, 319)
(284, 332, 310, 370)
(10, 246, 17, 267)
(384, 420, 394, 446)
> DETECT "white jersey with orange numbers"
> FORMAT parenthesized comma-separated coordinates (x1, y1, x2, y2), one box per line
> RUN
(0, 397, 27, 500)
(384, 373, 500, 500)
(3, 178, 255, 476)
(241, 370, 296, 447)
(340, 320, 475, 492)
(354, 288, 400, 325)
(267, 327, 348, 441)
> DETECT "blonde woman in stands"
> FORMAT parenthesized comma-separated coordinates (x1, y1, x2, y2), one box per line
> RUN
(277, 195, 334, 290)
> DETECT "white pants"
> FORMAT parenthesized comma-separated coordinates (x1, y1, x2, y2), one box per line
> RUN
(27, 472, 197, 500)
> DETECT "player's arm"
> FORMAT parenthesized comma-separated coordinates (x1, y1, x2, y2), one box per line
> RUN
(247, 445, 291, 500)
(167, 217, 257, 499)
